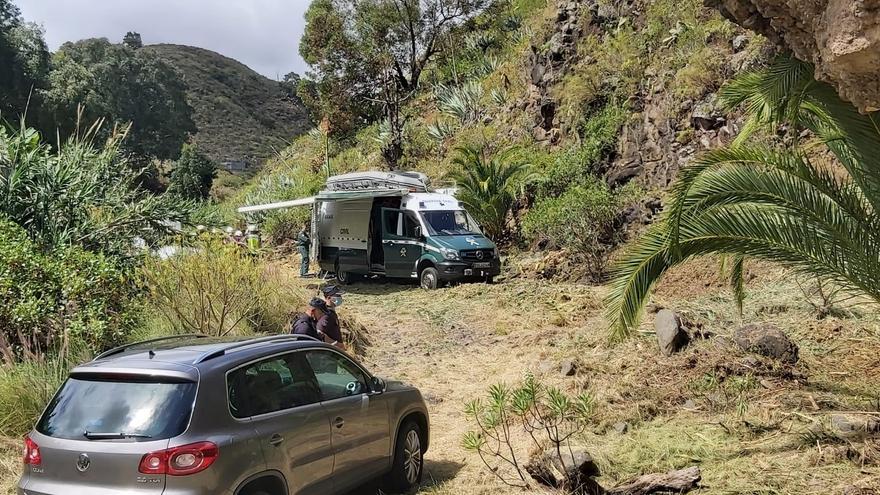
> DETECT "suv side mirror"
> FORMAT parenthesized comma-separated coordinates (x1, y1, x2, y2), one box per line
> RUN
(371, 376, 387, 394)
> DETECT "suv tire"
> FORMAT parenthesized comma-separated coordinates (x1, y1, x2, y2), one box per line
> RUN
(385, 420, 424, 492)
(419, 267, 440, 290)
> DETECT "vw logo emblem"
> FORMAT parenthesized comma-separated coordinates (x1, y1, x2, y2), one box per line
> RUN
(76, 453, 91, 473)
(476, 250, 484, 260)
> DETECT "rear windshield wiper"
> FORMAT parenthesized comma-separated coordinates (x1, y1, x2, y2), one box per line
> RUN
(83, 431, 153, 440)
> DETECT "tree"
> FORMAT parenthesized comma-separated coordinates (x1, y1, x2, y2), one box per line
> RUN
(40, 38, 195, 162)
(0, 0, 50, 119)
(299, 0, 486, 166)
(169, 144, 217, 200)
(122, 31, 143, 50)
(605, 56, 880, 339)
(448, 145, 528, 241)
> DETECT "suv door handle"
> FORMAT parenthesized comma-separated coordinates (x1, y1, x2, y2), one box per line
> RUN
(268, 434, 284, 446)
(334, 417, 345, 429)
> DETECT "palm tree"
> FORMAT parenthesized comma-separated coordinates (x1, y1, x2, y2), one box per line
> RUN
(448, 145, 528, 241)
(605, 56, 880, 339)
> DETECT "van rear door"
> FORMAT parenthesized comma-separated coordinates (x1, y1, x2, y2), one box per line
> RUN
(20, 375, 197, 494)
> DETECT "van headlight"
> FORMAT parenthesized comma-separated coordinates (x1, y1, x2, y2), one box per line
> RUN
(441, 247, 459, 260)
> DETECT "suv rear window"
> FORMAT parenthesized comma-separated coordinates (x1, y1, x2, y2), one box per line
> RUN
(36, 377, 197, 441)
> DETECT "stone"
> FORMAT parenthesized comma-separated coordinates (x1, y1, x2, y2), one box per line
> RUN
(561, 359, 578, 377)
(691, 96, 725, 131)
(613, 421, 630, 434)
(831, 414, 880, 438)
(734, 324, 799, 364)
(683, 399, 698, 410)
(422, 392, 444, 405)
(655, 309, 690, 356)
(732, 34, 749, 52)
(705, 0, 880, 113)
(525, 447, 601, 491)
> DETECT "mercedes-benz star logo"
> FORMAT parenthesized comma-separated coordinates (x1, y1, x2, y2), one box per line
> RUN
(76, 453, 91, 473)
(476, 250, 484, 260)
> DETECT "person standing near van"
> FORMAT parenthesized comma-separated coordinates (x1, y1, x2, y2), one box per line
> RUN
(296, 222, 310, 277)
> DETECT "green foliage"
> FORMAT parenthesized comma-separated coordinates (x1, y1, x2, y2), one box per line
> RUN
(0, 122, 194, 254)
(0, 217, 136, 361)
(448, 145, 529, 241)
(40, 38, 195, 161)
(523, 179, 640, 279)
(169, 144, 217, 200)
(606, 56, 880, 339)
(0, 356, 70, 437)
(436, 81, 484, 125)
(0, 0, 50, 119)
(143, 238, 303, 336)
(463, 373, 596, 489)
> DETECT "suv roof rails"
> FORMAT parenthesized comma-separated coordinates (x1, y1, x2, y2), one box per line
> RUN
(194, 334, 321, 364)
(93, 334, 209, 361)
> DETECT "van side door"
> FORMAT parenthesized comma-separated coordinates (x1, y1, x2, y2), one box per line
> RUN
(381, 208, 424, 278)
(227, 352, 334, 495)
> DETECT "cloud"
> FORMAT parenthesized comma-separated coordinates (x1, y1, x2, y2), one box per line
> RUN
(15, 0, 310, 79)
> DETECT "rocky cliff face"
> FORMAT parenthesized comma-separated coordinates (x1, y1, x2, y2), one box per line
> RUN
(706, 0, 880, 112)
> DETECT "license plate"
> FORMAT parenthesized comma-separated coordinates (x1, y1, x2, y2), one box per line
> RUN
(473, 262, 491, 268)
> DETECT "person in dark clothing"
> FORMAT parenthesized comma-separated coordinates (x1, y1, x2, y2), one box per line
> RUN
(296, 223, 311, 277)
(317, 286, 344, 348)
(289, 298, 327, 339)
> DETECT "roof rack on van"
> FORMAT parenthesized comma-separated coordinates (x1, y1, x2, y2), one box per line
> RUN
(93, 334, 209, 361)
(194, 334, 321, 364)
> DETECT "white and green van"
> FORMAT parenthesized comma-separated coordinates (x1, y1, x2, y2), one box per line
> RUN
(239, 172, 500, 289)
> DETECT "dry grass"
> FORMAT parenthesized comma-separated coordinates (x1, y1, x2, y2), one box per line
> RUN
(4, 259, 880, 494)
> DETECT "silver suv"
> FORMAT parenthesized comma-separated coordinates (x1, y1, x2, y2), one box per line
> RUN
(18, 335, 429, 495)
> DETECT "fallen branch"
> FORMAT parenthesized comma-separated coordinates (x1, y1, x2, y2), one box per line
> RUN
(607, 466, 701, 495)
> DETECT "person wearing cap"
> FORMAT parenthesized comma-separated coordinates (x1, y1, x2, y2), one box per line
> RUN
(317, 286, 344, 349)
(289, 298, 327, 340)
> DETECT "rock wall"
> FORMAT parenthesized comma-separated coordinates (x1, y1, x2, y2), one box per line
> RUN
(705, 0, 880, 112)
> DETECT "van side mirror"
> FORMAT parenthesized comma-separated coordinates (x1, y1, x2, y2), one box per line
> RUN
(371, 376, 387, 394)
(413, 226, 422, 239)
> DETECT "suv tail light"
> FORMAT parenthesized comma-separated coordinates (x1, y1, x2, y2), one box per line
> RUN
(23, 436, 41, 465)
(139, 441, 218, 476)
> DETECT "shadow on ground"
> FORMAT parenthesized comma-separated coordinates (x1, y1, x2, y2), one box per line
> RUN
(343, 458, 465, 494)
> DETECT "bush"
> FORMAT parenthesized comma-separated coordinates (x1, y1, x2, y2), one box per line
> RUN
(0, 355, 75, 437)
(462, 373, 596, 489)
(522, 179, 640, 279)
(143, 239, 303, 336)
(0, 217, 136, 361)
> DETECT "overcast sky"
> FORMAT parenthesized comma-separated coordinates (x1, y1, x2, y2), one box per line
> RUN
(16, 0, 310, 80)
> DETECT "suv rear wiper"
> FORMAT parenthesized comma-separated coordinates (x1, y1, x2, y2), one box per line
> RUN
(83, 431, 153, 440)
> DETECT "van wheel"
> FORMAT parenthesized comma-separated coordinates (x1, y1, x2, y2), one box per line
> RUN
(486, 276, 495, 284)
(385, 421, 423, 492)
(335, 260, 356, 285)
(419, 267, 440, 290)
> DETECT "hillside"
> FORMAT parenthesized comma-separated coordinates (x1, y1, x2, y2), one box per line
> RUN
(144, 44, 311, 173)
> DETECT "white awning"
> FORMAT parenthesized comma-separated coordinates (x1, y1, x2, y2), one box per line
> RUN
(237, 196, 315, 214)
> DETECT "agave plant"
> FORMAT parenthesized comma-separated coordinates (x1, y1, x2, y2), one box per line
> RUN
(605, 56, 880, 339)
(426, 119, 457, 143)
(436, 81, 484, 125)
(448, 146, 529, 240)
(490, 88, 508, 106)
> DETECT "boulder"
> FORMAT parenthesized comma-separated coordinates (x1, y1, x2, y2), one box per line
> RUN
(655, 309, 690, 356)
(613, 421, 630, 434)
(691, 96, 726, 131)
(525, 447, 602, 493)
(561, 359, 578, 377)
(733, 324, 799, 364)
(732, 34, 749, 52)
(831, 414, 880, 438)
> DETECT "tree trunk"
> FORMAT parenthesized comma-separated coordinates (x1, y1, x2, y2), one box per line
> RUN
(606, 466, 701, 495)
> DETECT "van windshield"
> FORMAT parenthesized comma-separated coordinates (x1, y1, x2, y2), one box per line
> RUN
(420, 210, 482, 236)
(36, 376, 197, 441)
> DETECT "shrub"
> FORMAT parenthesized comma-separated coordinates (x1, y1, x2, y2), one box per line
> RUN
(462, 373, 596, 489)
(143, 239, 303, 336)
(0, 217, 136, 361)
(168, 144, 217, 200)
(0, 354, 75, 438)
(522, 179, 640, 279)
(436, 82, 484, 125)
